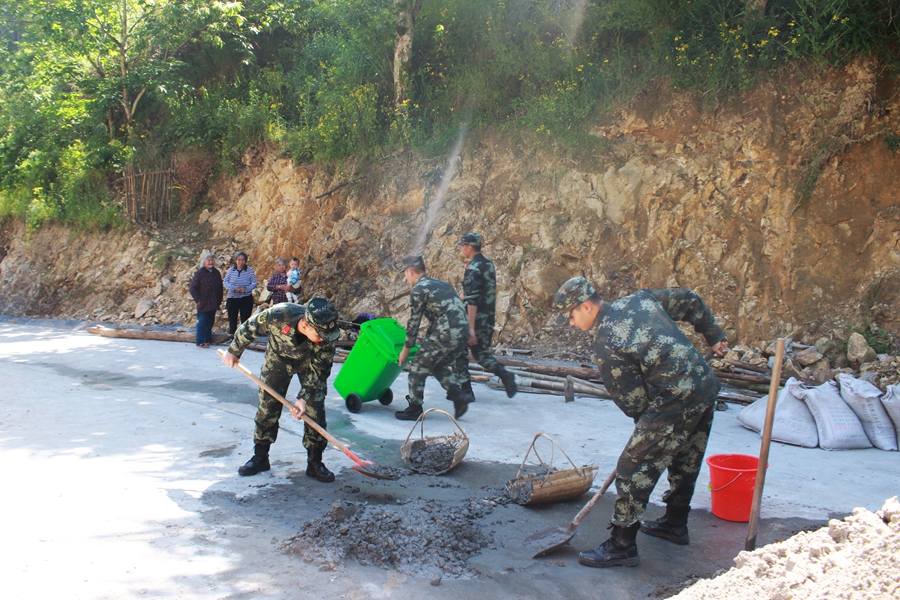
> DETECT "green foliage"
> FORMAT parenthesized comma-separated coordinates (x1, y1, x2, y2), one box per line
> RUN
(886, 135, 900, 154)
(853, 326, 896, 355)
(1, 0, 899, 230)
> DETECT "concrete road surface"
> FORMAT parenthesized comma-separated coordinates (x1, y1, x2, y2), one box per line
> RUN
(1, 320, 896, 599)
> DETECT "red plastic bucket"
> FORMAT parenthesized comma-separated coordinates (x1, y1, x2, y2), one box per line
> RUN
(706, 454, 763, 522)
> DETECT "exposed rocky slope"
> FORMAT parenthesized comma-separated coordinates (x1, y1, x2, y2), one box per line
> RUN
(1, 58, 898, 353)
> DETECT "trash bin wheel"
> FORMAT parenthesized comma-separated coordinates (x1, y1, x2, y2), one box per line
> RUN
(346, 393, 363, 413)
(378, 388, 393, 406)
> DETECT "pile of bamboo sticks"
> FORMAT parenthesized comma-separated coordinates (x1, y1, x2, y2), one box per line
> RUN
(277, 342, 775, 406)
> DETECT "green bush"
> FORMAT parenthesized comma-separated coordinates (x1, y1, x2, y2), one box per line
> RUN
(1, 0, 899, 230)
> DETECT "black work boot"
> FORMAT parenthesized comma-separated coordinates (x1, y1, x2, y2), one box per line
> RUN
(640, 504, 691, 545)
(460, 380, 476, 402)
(238, 443, 271, 476)
(578, 523, 641, 568)
(395, 399, 424, 421)
(446, 385, 474, 419)
(494, 366, 518, 398)
(306, 447, 335, 483)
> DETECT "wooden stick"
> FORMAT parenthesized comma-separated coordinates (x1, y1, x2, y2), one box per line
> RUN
(725, 360, 772, 375)
(88, 325, 229, 344)
(745, 338, 785, 551)
(715, 372, 772, 384)
(491, 347, 534, 356)
(496, 357, 601, 381)
(216, 349, 354, 457)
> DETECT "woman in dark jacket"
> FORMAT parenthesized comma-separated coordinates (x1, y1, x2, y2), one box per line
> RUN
(189, 252, 224, 348)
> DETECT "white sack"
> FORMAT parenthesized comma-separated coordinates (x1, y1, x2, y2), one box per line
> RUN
(837, 374, 898, 451)
(794, 381, 872, 450)
(737, 378, 819, 448)
(881, 385, 900, 445)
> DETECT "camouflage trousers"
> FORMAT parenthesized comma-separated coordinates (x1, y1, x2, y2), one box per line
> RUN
(455, 318, 500, 384)
(611, 400, 715, 527)
(253, 353, 327, 451)
(408, 331, 469, 405)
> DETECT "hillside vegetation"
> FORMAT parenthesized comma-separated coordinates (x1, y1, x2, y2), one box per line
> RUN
(1, 0, 897, 230)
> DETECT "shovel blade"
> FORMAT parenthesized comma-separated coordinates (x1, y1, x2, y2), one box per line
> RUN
(524, 523, 577, 558)
(351, 463, 403, 481)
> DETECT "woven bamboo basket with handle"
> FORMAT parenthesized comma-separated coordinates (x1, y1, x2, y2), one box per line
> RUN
(506, 433, 598, 505)
(400, 408, 469, 476)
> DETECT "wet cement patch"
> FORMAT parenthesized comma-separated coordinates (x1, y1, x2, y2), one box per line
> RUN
(188, 459, 828, 599)
(199, 444, 238, 458)
(284, 497, 494, 579)
(33, 361, 258, 405)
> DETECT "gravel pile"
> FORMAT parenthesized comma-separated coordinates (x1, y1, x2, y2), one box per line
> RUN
(504, 480, 534, 504)
(283, 498, 494, 579)
(671, 497, 900, 599)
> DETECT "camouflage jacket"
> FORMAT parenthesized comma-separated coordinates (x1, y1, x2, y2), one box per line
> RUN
(405, 275, 469, 348)
(229, 303, 336, 402)
(590, 289, 725, 420)
(462, 253, 497, 325)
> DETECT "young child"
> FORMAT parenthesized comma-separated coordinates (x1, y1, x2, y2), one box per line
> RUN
(286, 257, 303, 303)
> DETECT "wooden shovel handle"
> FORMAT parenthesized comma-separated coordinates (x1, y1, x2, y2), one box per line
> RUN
(216, 349, 349, 454)
(745, 338, 785, 551)
(571, 468, 618, 527)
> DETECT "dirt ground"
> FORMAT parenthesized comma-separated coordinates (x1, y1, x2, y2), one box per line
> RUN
(2, 319, 898, 599)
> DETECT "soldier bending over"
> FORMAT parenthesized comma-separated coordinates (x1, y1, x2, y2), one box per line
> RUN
(553, 277, 728, 568)
(221, 299, 340, 482)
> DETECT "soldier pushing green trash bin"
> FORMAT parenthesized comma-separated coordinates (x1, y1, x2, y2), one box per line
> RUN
(395, 254, 475, 421)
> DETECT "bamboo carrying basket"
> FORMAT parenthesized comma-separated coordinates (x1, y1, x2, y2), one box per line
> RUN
(400, 408, 469, 475)
(506, 433, 598, 505)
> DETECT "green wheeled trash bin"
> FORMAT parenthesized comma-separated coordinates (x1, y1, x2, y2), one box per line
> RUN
(333, 318, 418, 413)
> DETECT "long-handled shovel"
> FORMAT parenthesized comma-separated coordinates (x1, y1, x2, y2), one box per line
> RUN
(217, 349, 399, 480)
(524, 468, 617, 558)
(745, 338, 785, 550)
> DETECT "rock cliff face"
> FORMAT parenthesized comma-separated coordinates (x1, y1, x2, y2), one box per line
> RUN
(1, 59, 898, 348)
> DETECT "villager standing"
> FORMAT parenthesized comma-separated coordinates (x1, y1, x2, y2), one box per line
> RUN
(395, 254, 475, 421)
(454, 232, 517, 399)
(553, 277, 728, 568)
(266, 257, 291, 305)
(223, 251, 257, 335)
(189, 251, 223, 348)
(221, 298, 341, 482)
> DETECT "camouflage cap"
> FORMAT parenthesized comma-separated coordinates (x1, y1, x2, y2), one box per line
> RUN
(455, 232, 483, 248)
(305, 297, 340, 342)
(399, 254, 426, 272)
(553, 276, 596, 325)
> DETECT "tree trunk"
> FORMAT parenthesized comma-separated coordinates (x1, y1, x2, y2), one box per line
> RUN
(120, 0, 132, 139)
(393, 0, 424, 110)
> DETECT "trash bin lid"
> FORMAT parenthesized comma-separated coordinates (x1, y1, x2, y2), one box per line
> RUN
(361, 318, 407, 359)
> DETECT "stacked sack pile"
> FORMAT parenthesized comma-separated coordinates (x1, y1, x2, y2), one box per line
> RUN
(738, 375, 900, 451)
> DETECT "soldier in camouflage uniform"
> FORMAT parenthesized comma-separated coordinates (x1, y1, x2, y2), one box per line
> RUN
(454, 233, 517, 399)
(395, 254, 476, 421)
(553, 277, 728, 568)
(221, 298, 341, 482)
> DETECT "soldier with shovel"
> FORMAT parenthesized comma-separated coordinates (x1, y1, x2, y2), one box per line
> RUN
(220, 298, 341, 482)
(553, 277, 728, 568)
